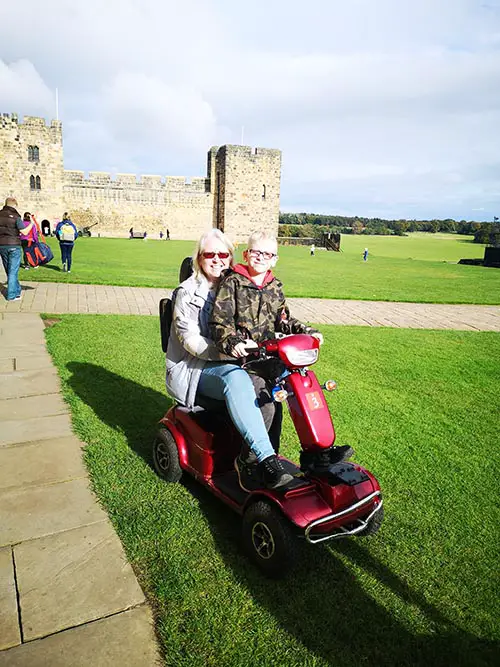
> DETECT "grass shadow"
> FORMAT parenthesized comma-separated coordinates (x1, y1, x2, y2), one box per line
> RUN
(66, 361, 171, 464)
(64, 362, 498, 667)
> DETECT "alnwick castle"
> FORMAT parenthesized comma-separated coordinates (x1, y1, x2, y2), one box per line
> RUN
(0, 113, 282, 241)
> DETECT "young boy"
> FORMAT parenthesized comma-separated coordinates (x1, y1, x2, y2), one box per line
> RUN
(210, 231, 352, 490)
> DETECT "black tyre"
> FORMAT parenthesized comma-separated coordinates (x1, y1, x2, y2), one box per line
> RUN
(153, 428, 182, 482)
(242, 500, 297, 577)
(358, 504, 384, 536)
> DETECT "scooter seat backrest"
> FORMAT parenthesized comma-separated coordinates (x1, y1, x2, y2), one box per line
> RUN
(159, 297, 173, 353)
(160, 257, 195, 352)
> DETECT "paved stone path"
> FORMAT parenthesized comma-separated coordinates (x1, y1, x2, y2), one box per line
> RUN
(0, 280, 499, 330)
(0, 313, 160, 665)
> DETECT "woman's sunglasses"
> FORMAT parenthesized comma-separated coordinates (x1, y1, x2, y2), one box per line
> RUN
(201, 251, 230, 259)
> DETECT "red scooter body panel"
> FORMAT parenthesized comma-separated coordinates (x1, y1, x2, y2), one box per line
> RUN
(285, 371, 336, 451)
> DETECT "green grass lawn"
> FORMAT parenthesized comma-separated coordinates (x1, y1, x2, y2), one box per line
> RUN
(44, 314, 500, 667)
(29, 233, 500, 304)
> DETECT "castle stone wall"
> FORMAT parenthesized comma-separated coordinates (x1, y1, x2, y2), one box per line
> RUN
(214, 146, 281, 242)
(1, 113, 281, 241)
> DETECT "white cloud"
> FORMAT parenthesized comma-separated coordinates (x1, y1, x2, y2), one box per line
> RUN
(0, 0, 499, 219)
(0, 60, 54, 116)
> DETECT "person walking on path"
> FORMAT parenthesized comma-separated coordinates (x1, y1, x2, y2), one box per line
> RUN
(363, 248, 369, 262)
(0, 197, 34, 300)
(55, 213, 78, 273)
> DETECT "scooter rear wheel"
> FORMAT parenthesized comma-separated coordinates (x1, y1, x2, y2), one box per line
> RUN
(153, 427, 182, 482)
(242, 500, 297, 577)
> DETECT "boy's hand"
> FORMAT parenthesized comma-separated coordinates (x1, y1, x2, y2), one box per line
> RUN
(232, 340, 259, 358)
(311, 332, 324, 346)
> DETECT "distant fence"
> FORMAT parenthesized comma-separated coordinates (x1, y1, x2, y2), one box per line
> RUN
(278, 237, 315, 246)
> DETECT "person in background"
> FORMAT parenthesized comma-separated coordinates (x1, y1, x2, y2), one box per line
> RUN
(363, 248, 369, 262)
(310, 243, 315, 256)
(159, 231, 164, 240)
(0, 197, 34, 300)
(19, 212, 39, 270)
(166, 228, 170, 240)
(55, 213, 78, 273)
(129, 227, 134, 239)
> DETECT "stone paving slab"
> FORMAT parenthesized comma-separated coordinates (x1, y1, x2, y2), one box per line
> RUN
(0, 478, 107, 547)
(0, 413, 73, 447)
(0, 343, 47, 360)
(0, 437, 87, 492)
(0, 606, 160, 666)
(0, 358, 14, 372)
(14, 354, 54, 371)
(0, 368, 60, 400)
(0, 547, 20, 650)
(14, 521, 146, 641)
(0, 393, 68, 421)
(1, 281, 499, 330)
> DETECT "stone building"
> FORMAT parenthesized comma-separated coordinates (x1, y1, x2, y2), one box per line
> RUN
(0, 112, 281, 241)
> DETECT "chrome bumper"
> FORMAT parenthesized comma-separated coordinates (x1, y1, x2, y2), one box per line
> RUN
(304, 491, 383, 544)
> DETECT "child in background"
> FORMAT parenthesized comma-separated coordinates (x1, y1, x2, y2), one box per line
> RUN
(19, 213, 41, 269)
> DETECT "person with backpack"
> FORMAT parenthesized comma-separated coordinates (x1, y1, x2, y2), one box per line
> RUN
(55, 213, 78, 273)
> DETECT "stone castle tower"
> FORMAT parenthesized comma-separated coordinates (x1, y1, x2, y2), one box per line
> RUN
(0, 113, 281, 241)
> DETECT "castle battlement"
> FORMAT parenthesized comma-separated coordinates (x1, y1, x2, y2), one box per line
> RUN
(220, 145, 281, 159)
(0, 113, 61, 132)
(63, 170, 209, 191)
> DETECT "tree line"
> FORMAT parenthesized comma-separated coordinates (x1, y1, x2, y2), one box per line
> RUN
(279, 213, 499, 243)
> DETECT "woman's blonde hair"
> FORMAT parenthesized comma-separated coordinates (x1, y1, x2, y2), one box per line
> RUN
(192, 228, 234, 278)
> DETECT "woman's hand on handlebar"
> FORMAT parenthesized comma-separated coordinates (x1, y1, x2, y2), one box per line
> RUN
(231, 339, 259, 358)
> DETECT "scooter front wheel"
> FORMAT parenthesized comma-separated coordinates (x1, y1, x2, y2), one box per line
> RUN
(242, 500, 297, 577)
(153, 427, 182, 483)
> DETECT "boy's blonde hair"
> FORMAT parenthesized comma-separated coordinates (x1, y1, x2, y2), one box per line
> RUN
(247, 230, 278, 249)
(192, 228, 234, 278)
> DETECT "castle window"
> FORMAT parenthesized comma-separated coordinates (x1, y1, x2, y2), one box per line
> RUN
(28, 146, 39, 161)
(30, 175, 35, 189)
(262, 184, 266, 199)
(35, 175, 41, 190)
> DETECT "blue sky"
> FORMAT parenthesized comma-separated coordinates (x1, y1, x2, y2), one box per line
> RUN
(1, 0, 499, 220)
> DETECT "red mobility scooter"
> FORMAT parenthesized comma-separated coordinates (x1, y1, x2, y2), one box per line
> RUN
(154, 291, 383, 577)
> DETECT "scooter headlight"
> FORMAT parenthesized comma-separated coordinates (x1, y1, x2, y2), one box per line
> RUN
(286, 348, 319, 367)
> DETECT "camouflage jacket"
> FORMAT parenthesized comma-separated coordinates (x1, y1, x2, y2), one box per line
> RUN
(210, 264, 318, 355)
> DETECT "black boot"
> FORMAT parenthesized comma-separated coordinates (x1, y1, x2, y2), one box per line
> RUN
(235, 453, 293, 492)
(329, 445, 355, 464)
(260, 455, 294, 489)
(300, 445, 355, 472)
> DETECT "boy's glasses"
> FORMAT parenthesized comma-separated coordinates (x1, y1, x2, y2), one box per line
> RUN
(201, 251, 230, 259)
(248, 249, 276, 260)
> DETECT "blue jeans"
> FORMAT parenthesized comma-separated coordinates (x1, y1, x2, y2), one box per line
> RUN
(0, 246, 22, 300)
(197, 363, 275, 463)
(60, 243, 74, 270)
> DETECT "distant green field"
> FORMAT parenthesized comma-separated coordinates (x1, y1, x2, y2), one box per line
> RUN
(25, 233, 499, 304)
